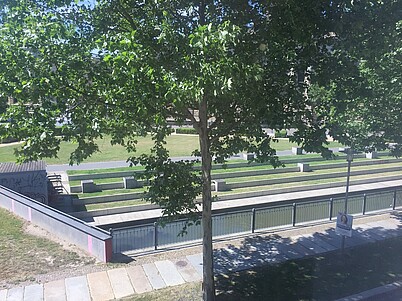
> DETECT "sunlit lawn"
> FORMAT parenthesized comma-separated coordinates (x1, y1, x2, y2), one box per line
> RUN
(0, 136, 342, 164)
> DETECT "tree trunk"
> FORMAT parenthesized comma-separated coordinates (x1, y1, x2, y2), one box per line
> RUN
(199, 95, 215, 301)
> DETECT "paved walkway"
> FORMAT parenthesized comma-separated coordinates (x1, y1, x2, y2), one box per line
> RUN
(2, 212, 402, 300)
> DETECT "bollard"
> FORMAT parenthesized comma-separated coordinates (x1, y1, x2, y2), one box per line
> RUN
(154, 222, 158, 250)
(362, 194, 367, 215)
(292, 203, 297, 226)
(251, 208, 256, 233)
(393, 190, 397, 210)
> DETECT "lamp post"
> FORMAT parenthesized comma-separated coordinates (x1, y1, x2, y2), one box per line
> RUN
(339, 147, 354, 251)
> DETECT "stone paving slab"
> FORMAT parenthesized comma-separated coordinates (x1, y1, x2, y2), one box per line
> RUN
(319, 230, 344, 247)
(87, 271, 114, 301)
(352, 228, 379, 242)
(155, 260, 185, 286)
(214, 248, 245, 273)
(302, 234, 338, 252)
(7, 287, 24, 301)
(173, 258, 202, 282)
(65, 276, 91, 301)
(142, 263, 167, 290)
(370, 220, 400, 235)
(126, 265, 153, 294)
(290, 240, 316, 257)
(278, 242, 304, 260)
(346, 231, 368, 246)
(351, 229, 378, 243)
(44, 279, 66, 301)
(0, 290, 7, 301)
(292, 235, 328, 254)
(107, 268, 135, 299)
(24, 284, 43, 301)
(186, 253, 203, 276)
(354, 224, 387, 241)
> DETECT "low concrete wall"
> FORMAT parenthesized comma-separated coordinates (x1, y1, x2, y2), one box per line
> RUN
(73, 191, 145, 205)
(68, 153, 396, 187)
(215, 174, 402, 202)
(70, 180, 146, 194)
(69, 171, 139, 181)
(313, 158, 402, 171)
(71, 203, 160, 219)
(72, 174, 402, 220)
(227, 166, 402, 190)
(0, 185, 112, 262)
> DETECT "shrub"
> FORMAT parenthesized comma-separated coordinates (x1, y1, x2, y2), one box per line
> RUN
(176, 127, 198, 135)
(275, 129, 288, 138)
(0, 136, 18, 143)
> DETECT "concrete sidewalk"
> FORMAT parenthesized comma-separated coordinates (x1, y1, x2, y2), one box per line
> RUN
(2, 212, 402, 301)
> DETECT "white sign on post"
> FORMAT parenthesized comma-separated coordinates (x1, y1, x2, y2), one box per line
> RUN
(335, 212, 353, 237)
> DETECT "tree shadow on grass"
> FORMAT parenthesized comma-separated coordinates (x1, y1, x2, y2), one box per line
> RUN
(214, 215, 402, 300)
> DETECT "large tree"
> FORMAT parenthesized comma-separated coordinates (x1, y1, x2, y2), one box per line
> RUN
(292, 0, 402, 155)
(1, 1, 400, 300)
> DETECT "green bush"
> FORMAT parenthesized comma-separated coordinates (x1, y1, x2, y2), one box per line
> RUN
(275, 129, 288, 138)
(0, 136, 18, 143)
(176, 127, 198, 135)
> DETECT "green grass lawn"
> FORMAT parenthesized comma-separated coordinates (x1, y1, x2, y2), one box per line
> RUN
(0, 135, 200, 164)
(0, 136, 342, 164)
(0, 208, 95, 287)
(78, 188, 144, 199)
(123, 236, 402, 301)
(85, 199, 149, 211)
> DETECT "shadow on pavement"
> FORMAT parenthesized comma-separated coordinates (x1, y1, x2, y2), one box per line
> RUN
(214, 217, 402, 301)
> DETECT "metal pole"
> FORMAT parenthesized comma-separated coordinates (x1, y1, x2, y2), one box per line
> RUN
(393, 190, 397, 210)
(251, 208, 256, 233)
(292, 203, 297, 227)
(329, 198, 334, 221)
(341, 151, 353, 251)
(154, 222, 158, 250)
(362, 194, 367, 215)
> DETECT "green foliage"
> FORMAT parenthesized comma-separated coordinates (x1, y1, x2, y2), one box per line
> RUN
(1, 1, 400, 298)
(290, 0, 402, 156)
(129, 139, 202, 229)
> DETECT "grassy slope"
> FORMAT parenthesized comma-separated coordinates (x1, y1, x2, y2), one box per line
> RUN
(0, 208, 95, 287)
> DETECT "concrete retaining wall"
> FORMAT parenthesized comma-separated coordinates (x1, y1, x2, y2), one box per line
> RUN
(68, 154, 396, 190)
(215, 174, 402, 202)
(0, 185, 112, 262)
(71, 203, 160, 219)
(71, 174, 402, 220)
(73, 191, 145, 205)
(227, 166, 402, 190)
(73, 164, 402, 205)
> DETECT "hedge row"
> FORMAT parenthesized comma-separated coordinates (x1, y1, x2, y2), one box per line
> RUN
(175, 128, 198, 135)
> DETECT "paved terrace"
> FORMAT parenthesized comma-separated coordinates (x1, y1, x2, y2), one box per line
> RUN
(2, 212, 402, 301)
(84, 179, 402, 226)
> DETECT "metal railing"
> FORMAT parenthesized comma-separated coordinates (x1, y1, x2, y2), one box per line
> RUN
(111, 187, 402, 254)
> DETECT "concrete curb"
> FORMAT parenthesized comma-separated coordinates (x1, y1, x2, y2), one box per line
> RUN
(335, 281, 402, 301)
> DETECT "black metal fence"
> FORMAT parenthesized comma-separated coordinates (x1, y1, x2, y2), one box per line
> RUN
(111, 188, 402, 254)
